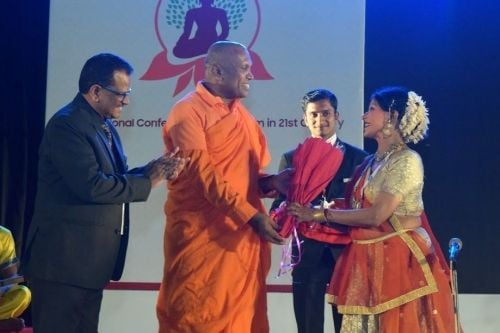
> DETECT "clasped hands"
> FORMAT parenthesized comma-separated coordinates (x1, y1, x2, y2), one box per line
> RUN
(287, 202, 327, 223)
(147, 147, 190, 187)
(249, 202, 327, 245)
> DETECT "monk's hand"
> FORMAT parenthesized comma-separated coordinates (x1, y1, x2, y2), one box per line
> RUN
(286, 202, 318, 223)
(258, 168, 294, 196)
(272, 168, 294, 195)
(248, 212, 286, 245)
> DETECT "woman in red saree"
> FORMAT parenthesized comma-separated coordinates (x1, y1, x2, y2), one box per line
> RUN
(288, 86, 457, 332)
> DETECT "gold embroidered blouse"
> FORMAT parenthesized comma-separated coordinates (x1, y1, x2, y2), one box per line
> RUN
(364, 149, 424, 216)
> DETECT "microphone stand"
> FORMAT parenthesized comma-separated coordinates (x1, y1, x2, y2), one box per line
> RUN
(449, 257, 460, 333)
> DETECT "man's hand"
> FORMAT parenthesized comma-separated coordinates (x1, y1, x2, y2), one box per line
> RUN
(258, 168, 294, 196)
(248, 212, 286, 245)
(146, 148, 190, 187)
(272, 168, 294, 195)
(164, 148, 190, 181)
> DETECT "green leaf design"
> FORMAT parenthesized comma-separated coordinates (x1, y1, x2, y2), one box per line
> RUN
(164, 0, 248, 31)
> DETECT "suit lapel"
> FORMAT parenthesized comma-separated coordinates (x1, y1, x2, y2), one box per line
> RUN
(107, 122, 127, 172)
(325, 139, 348, 200)
(94, 122, 117, 168)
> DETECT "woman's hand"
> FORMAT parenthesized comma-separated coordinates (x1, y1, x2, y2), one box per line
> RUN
(287, 202, 324, 223)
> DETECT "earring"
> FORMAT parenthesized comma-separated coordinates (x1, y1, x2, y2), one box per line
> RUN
(382, 119, 393, 137)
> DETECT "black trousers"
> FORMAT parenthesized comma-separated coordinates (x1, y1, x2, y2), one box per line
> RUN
(29, 277, 103, 333)
(292, 241, 343, 333)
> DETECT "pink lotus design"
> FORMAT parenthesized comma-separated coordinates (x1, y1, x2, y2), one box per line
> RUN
(141, 0, 273, 97)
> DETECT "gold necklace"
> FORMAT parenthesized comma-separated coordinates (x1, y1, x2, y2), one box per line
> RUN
(374, 142, 405, 162)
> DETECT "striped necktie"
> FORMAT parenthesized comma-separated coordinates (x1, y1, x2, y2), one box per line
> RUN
(101, 121, 112, 148)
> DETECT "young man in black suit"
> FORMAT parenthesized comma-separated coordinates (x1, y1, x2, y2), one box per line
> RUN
(271, 89, 367, 333)
(23, 53, 186, 333)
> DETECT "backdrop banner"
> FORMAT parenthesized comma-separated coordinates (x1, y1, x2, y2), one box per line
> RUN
(46, 0, 365, 284)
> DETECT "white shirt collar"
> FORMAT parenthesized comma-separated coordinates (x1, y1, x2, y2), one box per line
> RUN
(325, 133, 338, 146)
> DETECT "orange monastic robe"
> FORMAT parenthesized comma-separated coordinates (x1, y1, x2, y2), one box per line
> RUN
(157, 82, 272, 333)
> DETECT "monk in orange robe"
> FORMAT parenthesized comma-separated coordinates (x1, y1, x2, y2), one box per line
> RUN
(156, 41, 288, 333)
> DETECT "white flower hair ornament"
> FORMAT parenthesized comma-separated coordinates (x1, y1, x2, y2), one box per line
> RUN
(399, 91, 429, 144)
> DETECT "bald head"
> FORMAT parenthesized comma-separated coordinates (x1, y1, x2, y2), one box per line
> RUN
(203, 41, 254, 103)
(205, 41, 247, 67)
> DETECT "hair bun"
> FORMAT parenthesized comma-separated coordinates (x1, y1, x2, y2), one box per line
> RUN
(399, 91, 429, 144)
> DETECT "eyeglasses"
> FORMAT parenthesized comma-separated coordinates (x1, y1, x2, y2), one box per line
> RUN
(100, 85, 132, 102)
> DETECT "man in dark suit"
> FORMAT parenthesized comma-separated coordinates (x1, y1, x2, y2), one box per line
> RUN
(271, 89, 367, 333)
(23, 53, 185, 333)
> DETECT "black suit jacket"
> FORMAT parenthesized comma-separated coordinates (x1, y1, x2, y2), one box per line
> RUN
(23, 94, 152, 289)
(271, 139, 367, 269)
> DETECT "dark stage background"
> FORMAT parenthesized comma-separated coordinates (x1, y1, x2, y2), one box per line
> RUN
(3, 0, 500, 294)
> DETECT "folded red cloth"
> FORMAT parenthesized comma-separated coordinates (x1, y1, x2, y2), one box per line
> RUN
(275, 137, 344, 239)
(298, 199, 351, 244)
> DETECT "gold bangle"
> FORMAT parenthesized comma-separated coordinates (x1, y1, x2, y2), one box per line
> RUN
(312, 209, 327, 223)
